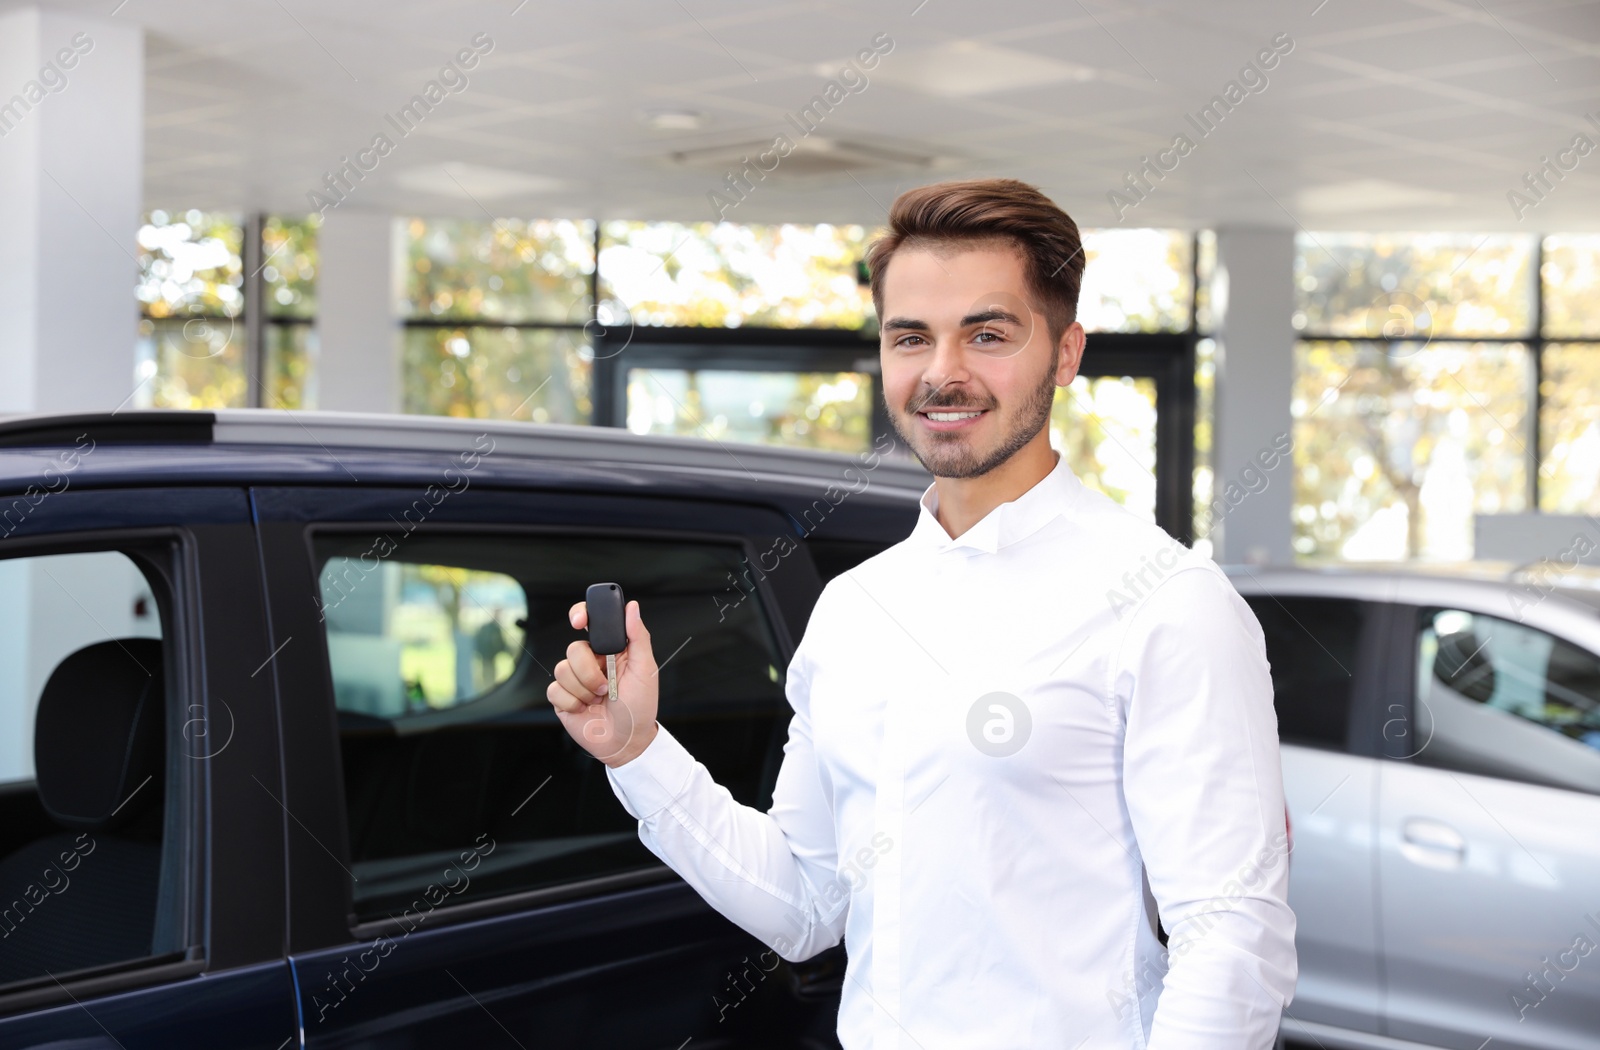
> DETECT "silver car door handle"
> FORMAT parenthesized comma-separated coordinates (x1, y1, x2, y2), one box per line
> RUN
(1399, 818, 1467, 869)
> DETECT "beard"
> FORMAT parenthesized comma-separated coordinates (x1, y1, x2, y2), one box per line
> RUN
(890, 347, 1060, 479)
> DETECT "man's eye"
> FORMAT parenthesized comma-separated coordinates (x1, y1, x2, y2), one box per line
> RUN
(896, 334, 928, 348)
(974, 329, 1005, 344)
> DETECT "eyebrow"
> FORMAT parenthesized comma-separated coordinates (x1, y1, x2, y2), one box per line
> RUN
(881, 309, 1023, 332)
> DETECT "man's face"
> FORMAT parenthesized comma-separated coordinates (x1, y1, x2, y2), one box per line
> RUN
(879, 243, 1082, 479)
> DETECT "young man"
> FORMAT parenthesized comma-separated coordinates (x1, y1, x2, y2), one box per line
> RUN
(547, 178, 1297, 1048)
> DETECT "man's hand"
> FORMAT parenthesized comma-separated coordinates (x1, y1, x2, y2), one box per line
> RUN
(547, 599, 660, 767)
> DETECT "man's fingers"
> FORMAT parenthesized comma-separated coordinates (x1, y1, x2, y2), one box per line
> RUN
(564, 640, 607, 694)
(569, 600, 588, 630)
(545, 679, 588, 714)
(555, 656, 605, 704)
(623, 600, 655, 668)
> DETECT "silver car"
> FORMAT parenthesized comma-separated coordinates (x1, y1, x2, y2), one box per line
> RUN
(1229, 562, 1600, 1050)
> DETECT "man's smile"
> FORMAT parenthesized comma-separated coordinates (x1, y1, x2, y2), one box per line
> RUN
(917, 408, 988, 432)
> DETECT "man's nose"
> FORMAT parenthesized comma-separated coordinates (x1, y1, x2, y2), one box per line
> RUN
(921, 336, 970, 393)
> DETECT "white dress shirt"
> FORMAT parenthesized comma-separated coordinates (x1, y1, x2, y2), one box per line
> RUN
(606, 451, 1297, 1049)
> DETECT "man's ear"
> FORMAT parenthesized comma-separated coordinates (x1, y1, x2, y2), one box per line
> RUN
(1056, 322, 1086, 386)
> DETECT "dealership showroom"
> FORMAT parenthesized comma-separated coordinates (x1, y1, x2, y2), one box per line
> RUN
(1, 1, 1599, 1048)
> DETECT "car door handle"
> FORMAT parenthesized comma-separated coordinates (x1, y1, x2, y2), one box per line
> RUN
(1399, 818, 1466, 870)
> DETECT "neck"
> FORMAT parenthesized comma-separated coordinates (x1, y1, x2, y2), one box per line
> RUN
(932, 432, 1059, 538)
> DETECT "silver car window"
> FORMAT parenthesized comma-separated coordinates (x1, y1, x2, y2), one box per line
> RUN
(1414, 607, 1600, 794)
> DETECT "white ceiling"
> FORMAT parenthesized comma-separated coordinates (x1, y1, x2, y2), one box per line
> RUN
(14, 0, 1600, 230)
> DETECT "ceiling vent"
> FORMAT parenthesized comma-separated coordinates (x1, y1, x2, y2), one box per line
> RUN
(669, 136, 936, 178)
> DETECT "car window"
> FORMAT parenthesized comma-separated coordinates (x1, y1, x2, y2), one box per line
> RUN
(1412, 607, 1600, 794)
(320, 558, 527, 715)
(1242, 595, 1365, 751)
(805, 538, 891, 584)
(313, 532, 789, 924)
(0, 550, 177, 990)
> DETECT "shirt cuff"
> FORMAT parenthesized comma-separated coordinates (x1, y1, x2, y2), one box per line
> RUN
(603, 722, 696, 821)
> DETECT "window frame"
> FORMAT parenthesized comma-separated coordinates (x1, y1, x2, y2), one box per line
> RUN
(0, 527, 205, 1015)
(255, 483, 825, 953)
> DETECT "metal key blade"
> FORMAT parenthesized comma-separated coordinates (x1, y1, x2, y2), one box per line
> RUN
(606, 654, 618, 702)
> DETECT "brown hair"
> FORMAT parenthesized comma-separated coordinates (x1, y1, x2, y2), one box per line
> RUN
(865, 178, 1086, 340)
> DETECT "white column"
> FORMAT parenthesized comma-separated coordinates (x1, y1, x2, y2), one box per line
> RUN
(0, 7, 142, 414)
(314, 210, 402, 413)
(1210, 227, 1295, 566)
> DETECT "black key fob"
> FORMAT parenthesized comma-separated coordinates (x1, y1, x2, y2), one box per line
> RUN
(585, 582, 627, 656)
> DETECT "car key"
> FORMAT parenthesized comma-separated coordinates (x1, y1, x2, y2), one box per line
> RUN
(585, 582, 627, 702)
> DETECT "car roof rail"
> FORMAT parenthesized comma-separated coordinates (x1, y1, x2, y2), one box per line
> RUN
(0, 411, 215, 448)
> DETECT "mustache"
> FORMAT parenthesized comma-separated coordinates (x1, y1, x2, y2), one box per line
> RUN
(909, 387, 994, 413)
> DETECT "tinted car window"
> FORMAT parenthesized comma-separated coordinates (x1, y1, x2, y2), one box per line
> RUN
(0, 550, 174, 989)
(1412, 607, 1600, 794)
(1242, 595, 1364, 750)
(314, 533, 789, 923)
(806, 539, 891, 584)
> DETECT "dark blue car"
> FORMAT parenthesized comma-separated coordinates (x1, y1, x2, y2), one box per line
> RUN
(0, 409, 924, 1049)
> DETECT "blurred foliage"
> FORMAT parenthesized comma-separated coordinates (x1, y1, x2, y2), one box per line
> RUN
(1193, 230, 1216, 335)
(1292, 341, 1529, 562)
(627, 369, 871, 453)
(136, 317, 247, 408)
(264, 215, 320, 319)
(266, 323, 314, 409)
(404, 217, 594, 323)
(1078, 229, 1192, 333)
(1192, 337, 1216, 550)
(1542, 235, 1600, 338)
(137, 209, 243, 318)
(402, 327, 590, 423)
(1295, 233, 1535, 338)
(1540, 343, 1600, 515)
(600, 221, 874, 329)
(1050, 375, 1158, 521)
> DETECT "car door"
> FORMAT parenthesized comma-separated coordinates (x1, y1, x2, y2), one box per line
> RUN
(0, 476, 294, 1049)
(1238, 590, 1387, 1037)
(255, 472, 845, 1049)
(1376, 600, 1600, 1050)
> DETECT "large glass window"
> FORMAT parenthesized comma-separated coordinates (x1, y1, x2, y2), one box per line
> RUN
(1077, 229, 1193, 333)
(1539, 343, 1600, 514)
(404, 217, 593, 324)
(1541, 234, 1600, 339)
(1292, 231, 1600, 560)
(400, 218, 595, 421)
(135, 209, 246, 409)
(1050, 375, 1159, 522)
(1294, 233, 1535, 339)
(262, 215, 320, 409)
(402, 327, 590, 423)
(314, 532, 789, 921)
(598, 221, 874, 329)
(134, 211, 319, 410)
(626, 368, 873, 453)
(1292, 340, 1530, 561)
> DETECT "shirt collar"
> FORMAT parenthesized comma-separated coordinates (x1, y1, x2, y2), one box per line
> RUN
(907, 451, 1083, 555)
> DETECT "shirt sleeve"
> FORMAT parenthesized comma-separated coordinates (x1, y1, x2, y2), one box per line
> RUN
(1112, 564, 1299, 1049)
(604, 637, 847, 963)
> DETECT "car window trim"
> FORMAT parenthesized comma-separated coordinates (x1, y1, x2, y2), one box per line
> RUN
(0, 526, 207, 1015)
(274, 512, 817, 945)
